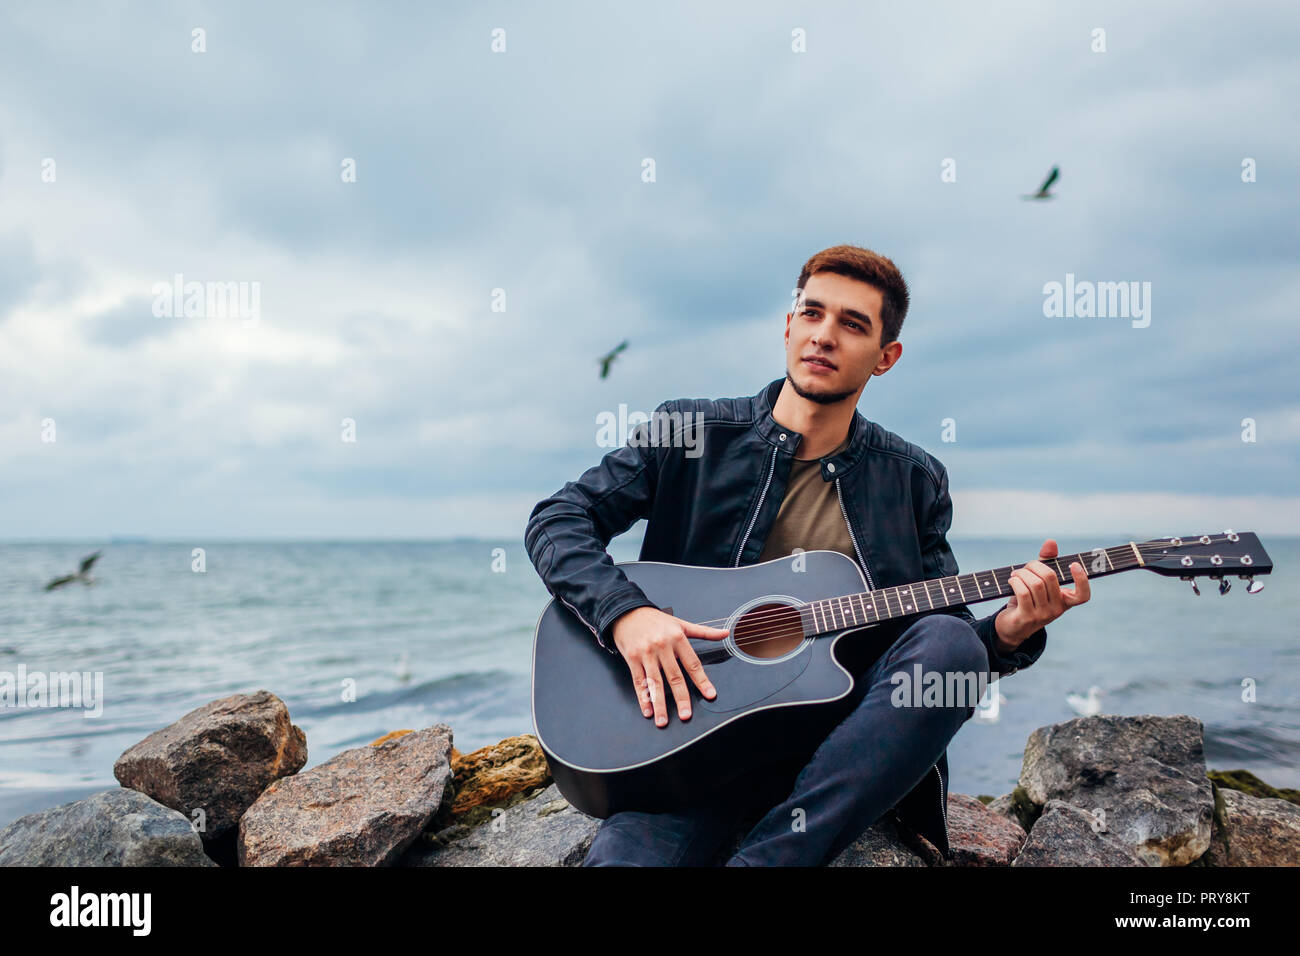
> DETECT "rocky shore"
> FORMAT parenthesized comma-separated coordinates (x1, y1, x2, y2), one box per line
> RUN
(1, 689, 1297, 867)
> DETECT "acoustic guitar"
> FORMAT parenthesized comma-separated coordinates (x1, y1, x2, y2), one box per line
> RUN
(531, 532, 1273, 818)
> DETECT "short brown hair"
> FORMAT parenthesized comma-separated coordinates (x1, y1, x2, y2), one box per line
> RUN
(794, 244, 909, 346)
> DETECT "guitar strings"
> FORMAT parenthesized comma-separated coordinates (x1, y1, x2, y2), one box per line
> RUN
(693, 553, 1264, 651)
(656, 538, 1259, 646)
(678, 540, 1157, 633)
(688, 546, 1264, 649)
(694, 544, 1266, 653)
(678, 536, 1254, 634)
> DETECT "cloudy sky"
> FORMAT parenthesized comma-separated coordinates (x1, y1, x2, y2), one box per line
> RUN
(1, 1, 1296, 540)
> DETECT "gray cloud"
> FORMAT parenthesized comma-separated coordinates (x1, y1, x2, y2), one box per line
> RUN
(0, 0, 1296, 538)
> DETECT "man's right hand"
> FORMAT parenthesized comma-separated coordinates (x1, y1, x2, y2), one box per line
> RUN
(611, 606, 729, 728)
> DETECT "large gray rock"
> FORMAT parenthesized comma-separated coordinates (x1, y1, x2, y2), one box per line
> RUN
(1204, 786, 1300, 866)
(401, 782, 599, 866)
(1019, 714, 1213, 866)
(0, 788, 216, 866)
(238, 724, 454, 866)
(403, 785, 933, 867)
(113, 690, 307, 843)
(1011, 800, 1146, 866)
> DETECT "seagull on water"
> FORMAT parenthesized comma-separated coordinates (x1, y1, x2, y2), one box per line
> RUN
(44, 551, 102, 591)
(1067, 685, 1104, 716)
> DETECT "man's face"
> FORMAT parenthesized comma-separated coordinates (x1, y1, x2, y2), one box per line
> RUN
(783, 271, 900, 405)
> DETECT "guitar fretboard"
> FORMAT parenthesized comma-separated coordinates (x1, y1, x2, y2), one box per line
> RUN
(798, 546, 1139, 636)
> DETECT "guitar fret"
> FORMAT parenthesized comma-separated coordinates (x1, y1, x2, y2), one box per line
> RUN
(981, 569, 997, 596)
(798, 542, 1159, 638)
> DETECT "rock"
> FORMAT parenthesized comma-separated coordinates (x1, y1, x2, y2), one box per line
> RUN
(1208, 768, 1300, 805)
(1204, 786, 1300, 866)
(987, 786, 1039, 833)
(371, 730, 414, 746)
(113, 690, 307, 843)
(401, 782, 600, 866)
(828, 810, 937, 866)
(1019, 714, 1212, 866)
(238, 724, 454, 866)
(945, 792, 1026, 866)
(0, 788, 216, 866)
(440, 734, 552, 827)
(1011, 800, 1146, 866)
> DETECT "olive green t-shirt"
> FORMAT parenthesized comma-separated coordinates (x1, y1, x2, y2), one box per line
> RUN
(757, 433, 856, 563)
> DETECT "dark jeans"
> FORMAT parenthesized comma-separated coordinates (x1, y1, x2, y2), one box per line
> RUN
(581, 612, 989, 866)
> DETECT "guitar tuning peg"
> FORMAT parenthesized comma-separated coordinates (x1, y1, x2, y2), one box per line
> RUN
(1219, 578, 1232, 595)
(1181, 575, 1200, 596)
(1242, 575, 1265, 594)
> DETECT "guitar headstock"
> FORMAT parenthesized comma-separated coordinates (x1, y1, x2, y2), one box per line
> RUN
(1136, 531, 1272, 595)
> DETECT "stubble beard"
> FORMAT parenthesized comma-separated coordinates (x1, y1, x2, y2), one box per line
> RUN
(786, 367, 857, 406)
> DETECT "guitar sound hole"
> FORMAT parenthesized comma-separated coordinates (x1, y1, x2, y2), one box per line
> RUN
(733, 602, 805, 660)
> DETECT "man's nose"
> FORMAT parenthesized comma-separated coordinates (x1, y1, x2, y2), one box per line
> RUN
(811, 323, 836, 348)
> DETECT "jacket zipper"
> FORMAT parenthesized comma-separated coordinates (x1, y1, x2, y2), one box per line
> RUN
(734, 446, 778, 567)
(934, 761, 949, 853)
(835, 477, 876, 591)
(558, 593, 611, 652)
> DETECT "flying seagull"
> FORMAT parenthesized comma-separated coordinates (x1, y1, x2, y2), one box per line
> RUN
(1021, 165, 1060, 200)
(45, 550, 102, 591)
(598, 339, 629, 379)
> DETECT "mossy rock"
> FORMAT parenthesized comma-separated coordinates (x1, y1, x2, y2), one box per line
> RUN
(1207, 769, 1300, 806)
(1007, 784, 1041, 832)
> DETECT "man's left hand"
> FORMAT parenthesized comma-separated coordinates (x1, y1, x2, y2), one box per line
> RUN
(994, 539, 1090, 653)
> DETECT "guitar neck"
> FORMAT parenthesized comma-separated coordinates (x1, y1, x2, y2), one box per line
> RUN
(800, 542, 1142, 636)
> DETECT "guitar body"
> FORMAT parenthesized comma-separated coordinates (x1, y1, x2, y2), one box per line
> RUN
(531, 550, 889, 818)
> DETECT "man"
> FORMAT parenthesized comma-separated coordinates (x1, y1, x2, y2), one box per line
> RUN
(524, 243, 1090, 865)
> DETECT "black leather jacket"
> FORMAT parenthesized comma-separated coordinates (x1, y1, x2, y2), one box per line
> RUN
(525, 376, 1047, 861)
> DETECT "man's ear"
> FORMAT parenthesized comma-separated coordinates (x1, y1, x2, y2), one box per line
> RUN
(874, 340, 902, 375)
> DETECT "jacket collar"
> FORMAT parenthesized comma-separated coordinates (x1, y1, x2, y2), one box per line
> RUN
(752, 376, 873, 481)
